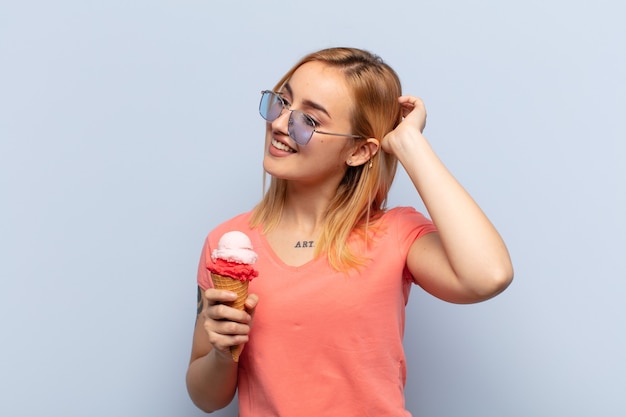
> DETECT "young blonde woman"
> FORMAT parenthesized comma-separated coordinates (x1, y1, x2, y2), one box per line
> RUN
(186, 47, 513, 416)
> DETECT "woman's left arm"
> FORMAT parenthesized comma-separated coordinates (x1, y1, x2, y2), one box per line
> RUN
(383, 96, 513, 303)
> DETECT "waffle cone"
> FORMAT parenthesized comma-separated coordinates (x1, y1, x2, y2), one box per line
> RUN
(211, 273, 249, 362)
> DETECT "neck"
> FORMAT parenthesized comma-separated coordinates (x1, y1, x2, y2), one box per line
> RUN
(281, 181, 338, 234)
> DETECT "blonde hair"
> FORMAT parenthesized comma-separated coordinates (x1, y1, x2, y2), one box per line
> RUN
(251, 47, 403, 270)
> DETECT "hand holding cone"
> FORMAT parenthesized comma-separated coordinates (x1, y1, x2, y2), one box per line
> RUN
(207, 231, 259, 362)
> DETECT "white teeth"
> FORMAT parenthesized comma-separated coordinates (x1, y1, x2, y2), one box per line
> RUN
(272, 138, 296, 153)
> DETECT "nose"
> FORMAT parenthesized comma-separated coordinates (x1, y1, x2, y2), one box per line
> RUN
(272, 107, 291, 134)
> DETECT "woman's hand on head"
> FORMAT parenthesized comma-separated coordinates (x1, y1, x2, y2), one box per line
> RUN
(201, 289, 259, 360)
(381, 95, 427, 155)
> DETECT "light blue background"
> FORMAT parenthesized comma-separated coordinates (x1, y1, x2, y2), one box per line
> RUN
(1, 1, 624, 416)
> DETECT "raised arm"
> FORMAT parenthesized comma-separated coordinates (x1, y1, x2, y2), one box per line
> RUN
(383, 96, 513, 303)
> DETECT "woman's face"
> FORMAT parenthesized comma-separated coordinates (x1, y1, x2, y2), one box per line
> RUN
(263, 61, 357, 186)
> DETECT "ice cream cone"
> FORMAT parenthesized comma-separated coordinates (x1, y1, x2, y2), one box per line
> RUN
(211, 272, 249, 362)
(208, 231, 259, 362)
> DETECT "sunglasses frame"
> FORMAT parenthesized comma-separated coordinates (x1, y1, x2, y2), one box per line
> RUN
(259, 90, 363, 145)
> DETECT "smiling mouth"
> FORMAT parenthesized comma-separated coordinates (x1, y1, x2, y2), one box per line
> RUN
(271, 138, 296, 153)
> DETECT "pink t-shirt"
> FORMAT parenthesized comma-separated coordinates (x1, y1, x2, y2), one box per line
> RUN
(198, 207, 437, 417)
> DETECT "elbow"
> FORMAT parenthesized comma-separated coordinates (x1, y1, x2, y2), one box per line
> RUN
(189, 400, 220, 414)
(186, 370, 234, 414)
(473, 262, 514, 302)
(491, 265, 514, 296)
(186, 387, 226, 414)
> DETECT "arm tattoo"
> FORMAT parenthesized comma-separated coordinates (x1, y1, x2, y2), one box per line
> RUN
(196, 286, 203, 318)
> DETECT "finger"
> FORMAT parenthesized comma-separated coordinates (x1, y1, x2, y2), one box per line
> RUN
(203, 310, 252, 352)
(398, 95, 424, 106)
(204, 288, 238, 305)
(208, 317, 252, 337)
(397, 97, 415, 118)
(397, 96, 427, 131)
(398, 96, 425, 116)
(205, 302, 251, 323)
(244, 293, 259, 311)
(202, 306, 251, 351)
(205, 327, 250, 353)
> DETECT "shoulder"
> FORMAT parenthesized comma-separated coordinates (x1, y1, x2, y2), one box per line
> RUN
(197, 211, 255, 290)
(381, 206, 436, 230)
(203, 211, 255, 250)
(209, 212, 254, 235)
(378, 206, 437, 248)
(351, 207, 436, 257)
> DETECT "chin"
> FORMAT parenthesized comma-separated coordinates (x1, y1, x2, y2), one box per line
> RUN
(263, 160, 289, 180)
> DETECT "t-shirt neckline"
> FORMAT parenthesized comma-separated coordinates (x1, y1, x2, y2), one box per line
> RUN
(253, 228, 324, 272)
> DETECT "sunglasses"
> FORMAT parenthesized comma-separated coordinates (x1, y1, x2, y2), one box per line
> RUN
(259, 90, 363, 145)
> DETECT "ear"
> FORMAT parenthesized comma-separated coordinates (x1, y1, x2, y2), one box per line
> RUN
(346, 138, 379, 167)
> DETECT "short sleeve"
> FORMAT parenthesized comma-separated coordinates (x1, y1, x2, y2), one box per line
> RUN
(386, 207, 437, 284)
(197, 236, 213, 290)
(392, 206, 437, 249)
(196, 212, 255, 290)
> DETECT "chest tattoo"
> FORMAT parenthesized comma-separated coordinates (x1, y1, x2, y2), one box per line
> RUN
(294, 240, 315, 248)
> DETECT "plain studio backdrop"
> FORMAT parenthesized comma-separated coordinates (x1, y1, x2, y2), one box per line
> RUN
(1, 1, 624, 416)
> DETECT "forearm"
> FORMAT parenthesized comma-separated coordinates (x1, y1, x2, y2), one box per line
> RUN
(186, 349, 238, 413)
(394, 132, 513, 288)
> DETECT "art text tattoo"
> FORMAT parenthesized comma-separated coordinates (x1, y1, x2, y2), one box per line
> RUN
(294, 240, 315, 248)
